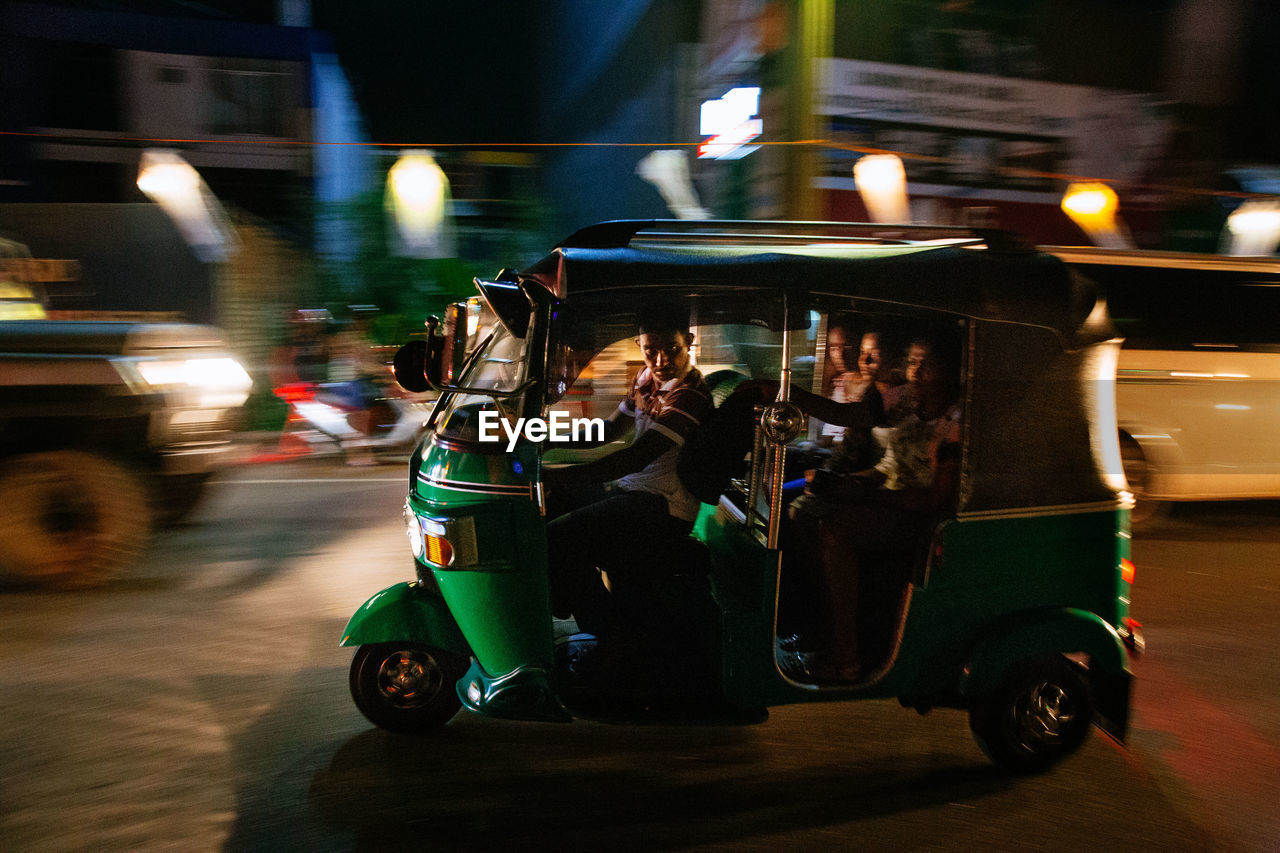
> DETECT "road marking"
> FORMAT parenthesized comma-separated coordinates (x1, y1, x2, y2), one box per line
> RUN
(223, 478, 405, 484)
(1185, 571, 1220, 577)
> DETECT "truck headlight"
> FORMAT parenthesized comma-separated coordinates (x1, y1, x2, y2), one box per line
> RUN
(135, 357, 253, 408)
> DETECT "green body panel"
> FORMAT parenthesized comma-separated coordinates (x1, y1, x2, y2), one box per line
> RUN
(340, 581, 470, 657)
(888, 509, 1132, 700)
(703, 503, 1132, 708)
(457, 658, 571, 722)
(411, 438, 554, 680)
(956, 606, 1129, 696)
(701, 507, 792, 707)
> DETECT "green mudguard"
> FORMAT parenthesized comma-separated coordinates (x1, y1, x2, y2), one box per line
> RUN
(341, 581, 470, 658)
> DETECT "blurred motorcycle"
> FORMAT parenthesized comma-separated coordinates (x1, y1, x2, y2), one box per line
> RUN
(271, 379, 432, 463)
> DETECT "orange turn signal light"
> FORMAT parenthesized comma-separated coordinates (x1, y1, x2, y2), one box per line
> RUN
(425, 534, 454, 567)
(1120, 558, 1136, 584)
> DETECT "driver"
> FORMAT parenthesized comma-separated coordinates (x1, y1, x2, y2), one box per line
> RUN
(542, 307, 712, 640)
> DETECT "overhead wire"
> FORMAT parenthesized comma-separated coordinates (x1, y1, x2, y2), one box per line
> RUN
(0, 129, 1270, 202)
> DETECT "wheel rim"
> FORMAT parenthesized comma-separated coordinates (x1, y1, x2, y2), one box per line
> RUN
(374, 648, 444, 709)
(1011, 680, 1077, 750)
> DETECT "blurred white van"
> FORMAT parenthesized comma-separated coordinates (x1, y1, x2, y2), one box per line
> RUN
(1047, 247, 1280, 521)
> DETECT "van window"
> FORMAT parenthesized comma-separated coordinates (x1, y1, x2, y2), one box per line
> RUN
(1079, 264, 1280, 350)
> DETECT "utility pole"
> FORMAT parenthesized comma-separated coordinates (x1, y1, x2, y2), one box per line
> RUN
(786, 0, 833, 221)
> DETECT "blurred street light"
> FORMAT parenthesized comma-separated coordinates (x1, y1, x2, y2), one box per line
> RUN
(386, 150, 455, 258)
(853, 154, 909, 224)
(637, 150, 710, 219)
(136, 149, 236, 262)
(1060, 182, 1134, 250)
(1222, 200, 1280, 256)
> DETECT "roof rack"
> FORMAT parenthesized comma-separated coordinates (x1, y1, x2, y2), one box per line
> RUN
(556, 219, 1035, 253)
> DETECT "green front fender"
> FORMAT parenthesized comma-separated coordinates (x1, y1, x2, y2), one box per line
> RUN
(340, 581, 471, 658)
(958, 607, 1130, 697)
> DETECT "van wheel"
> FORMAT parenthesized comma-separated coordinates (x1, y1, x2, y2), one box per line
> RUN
(969, 657, 1094, 774)
(0, 450, 152, 588)
(349, 643, 466, 733)
(1120, 435, 1164, 525)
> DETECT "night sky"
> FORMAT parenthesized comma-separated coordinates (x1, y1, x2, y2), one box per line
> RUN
(311, 1, 541, 145)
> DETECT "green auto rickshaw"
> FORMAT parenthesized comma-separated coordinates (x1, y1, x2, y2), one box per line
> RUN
(342, 220, 1143, 773)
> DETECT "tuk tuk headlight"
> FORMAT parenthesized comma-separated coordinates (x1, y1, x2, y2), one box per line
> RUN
(404, 503, 424, 560)
(421, 518, 455, 567)
(404, 511, 479, 569)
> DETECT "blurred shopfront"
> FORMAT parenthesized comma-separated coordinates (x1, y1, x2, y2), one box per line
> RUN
(692, 0, 1259, 250)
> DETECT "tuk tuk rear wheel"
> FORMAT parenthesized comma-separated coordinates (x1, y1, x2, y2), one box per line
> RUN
(969, 657, 1094, 774)
(349, 643, 467, 733)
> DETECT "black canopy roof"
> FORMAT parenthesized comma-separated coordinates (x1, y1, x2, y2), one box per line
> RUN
(521, 222, 1114, 346)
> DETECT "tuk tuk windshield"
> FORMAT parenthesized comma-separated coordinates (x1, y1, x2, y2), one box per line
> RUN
(545, 288, 802, 407)
(432, 325, 530, 445)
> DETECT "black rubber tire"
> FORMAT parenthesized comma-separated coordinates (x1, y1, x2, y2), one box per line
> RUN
(0, 450, 152, 588)
(154, 472, 215, 526)
(969, 657, 1095, 774)
(349, 643, 467, 733)
(1120, 435, 1165, 526)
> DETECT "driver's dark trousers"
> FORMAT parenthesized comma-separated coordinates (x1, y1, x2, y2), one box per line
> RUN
(545, 483, 692, 638)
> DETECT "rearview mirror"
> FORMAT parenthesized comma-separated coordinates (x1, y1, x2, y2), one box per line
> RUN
(392, 304, 474, 393)
(392, 339, 433, 392)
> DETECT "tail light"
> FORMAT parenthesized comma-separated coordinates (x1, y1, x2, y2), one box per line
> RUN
(273, 382, 316, 404)
(1120, 616, 1145, 657)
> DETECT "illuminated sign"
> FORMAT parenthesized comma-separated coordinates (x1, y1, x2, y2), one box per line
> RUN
(0, 258, 80, 282)
(698, 87, 762, 160)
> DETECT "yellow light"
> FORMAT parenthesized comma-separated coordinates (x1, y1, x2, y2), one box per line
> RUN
(853, 155, 909, 224)
(1060, 182, 1133, 249)
(1061, 185, 1116, 217)
(0, 301, 46, 320)
(387, 150, 453, 257)
(389, 155, 445, 206)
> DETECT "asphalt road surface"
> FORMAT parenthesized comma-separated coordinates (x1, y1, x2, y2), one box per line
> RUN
(1, 460, 1277, 851)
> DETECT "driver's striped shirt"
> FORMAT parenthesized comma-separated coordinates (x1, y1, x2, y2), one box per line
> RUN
(613, 366, 712, 521)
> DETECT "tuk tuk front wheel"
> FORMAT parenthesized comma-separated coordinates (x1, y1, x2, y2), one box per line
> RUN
(968, 657, 1094, 774)
(349, 643, 467, 733)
